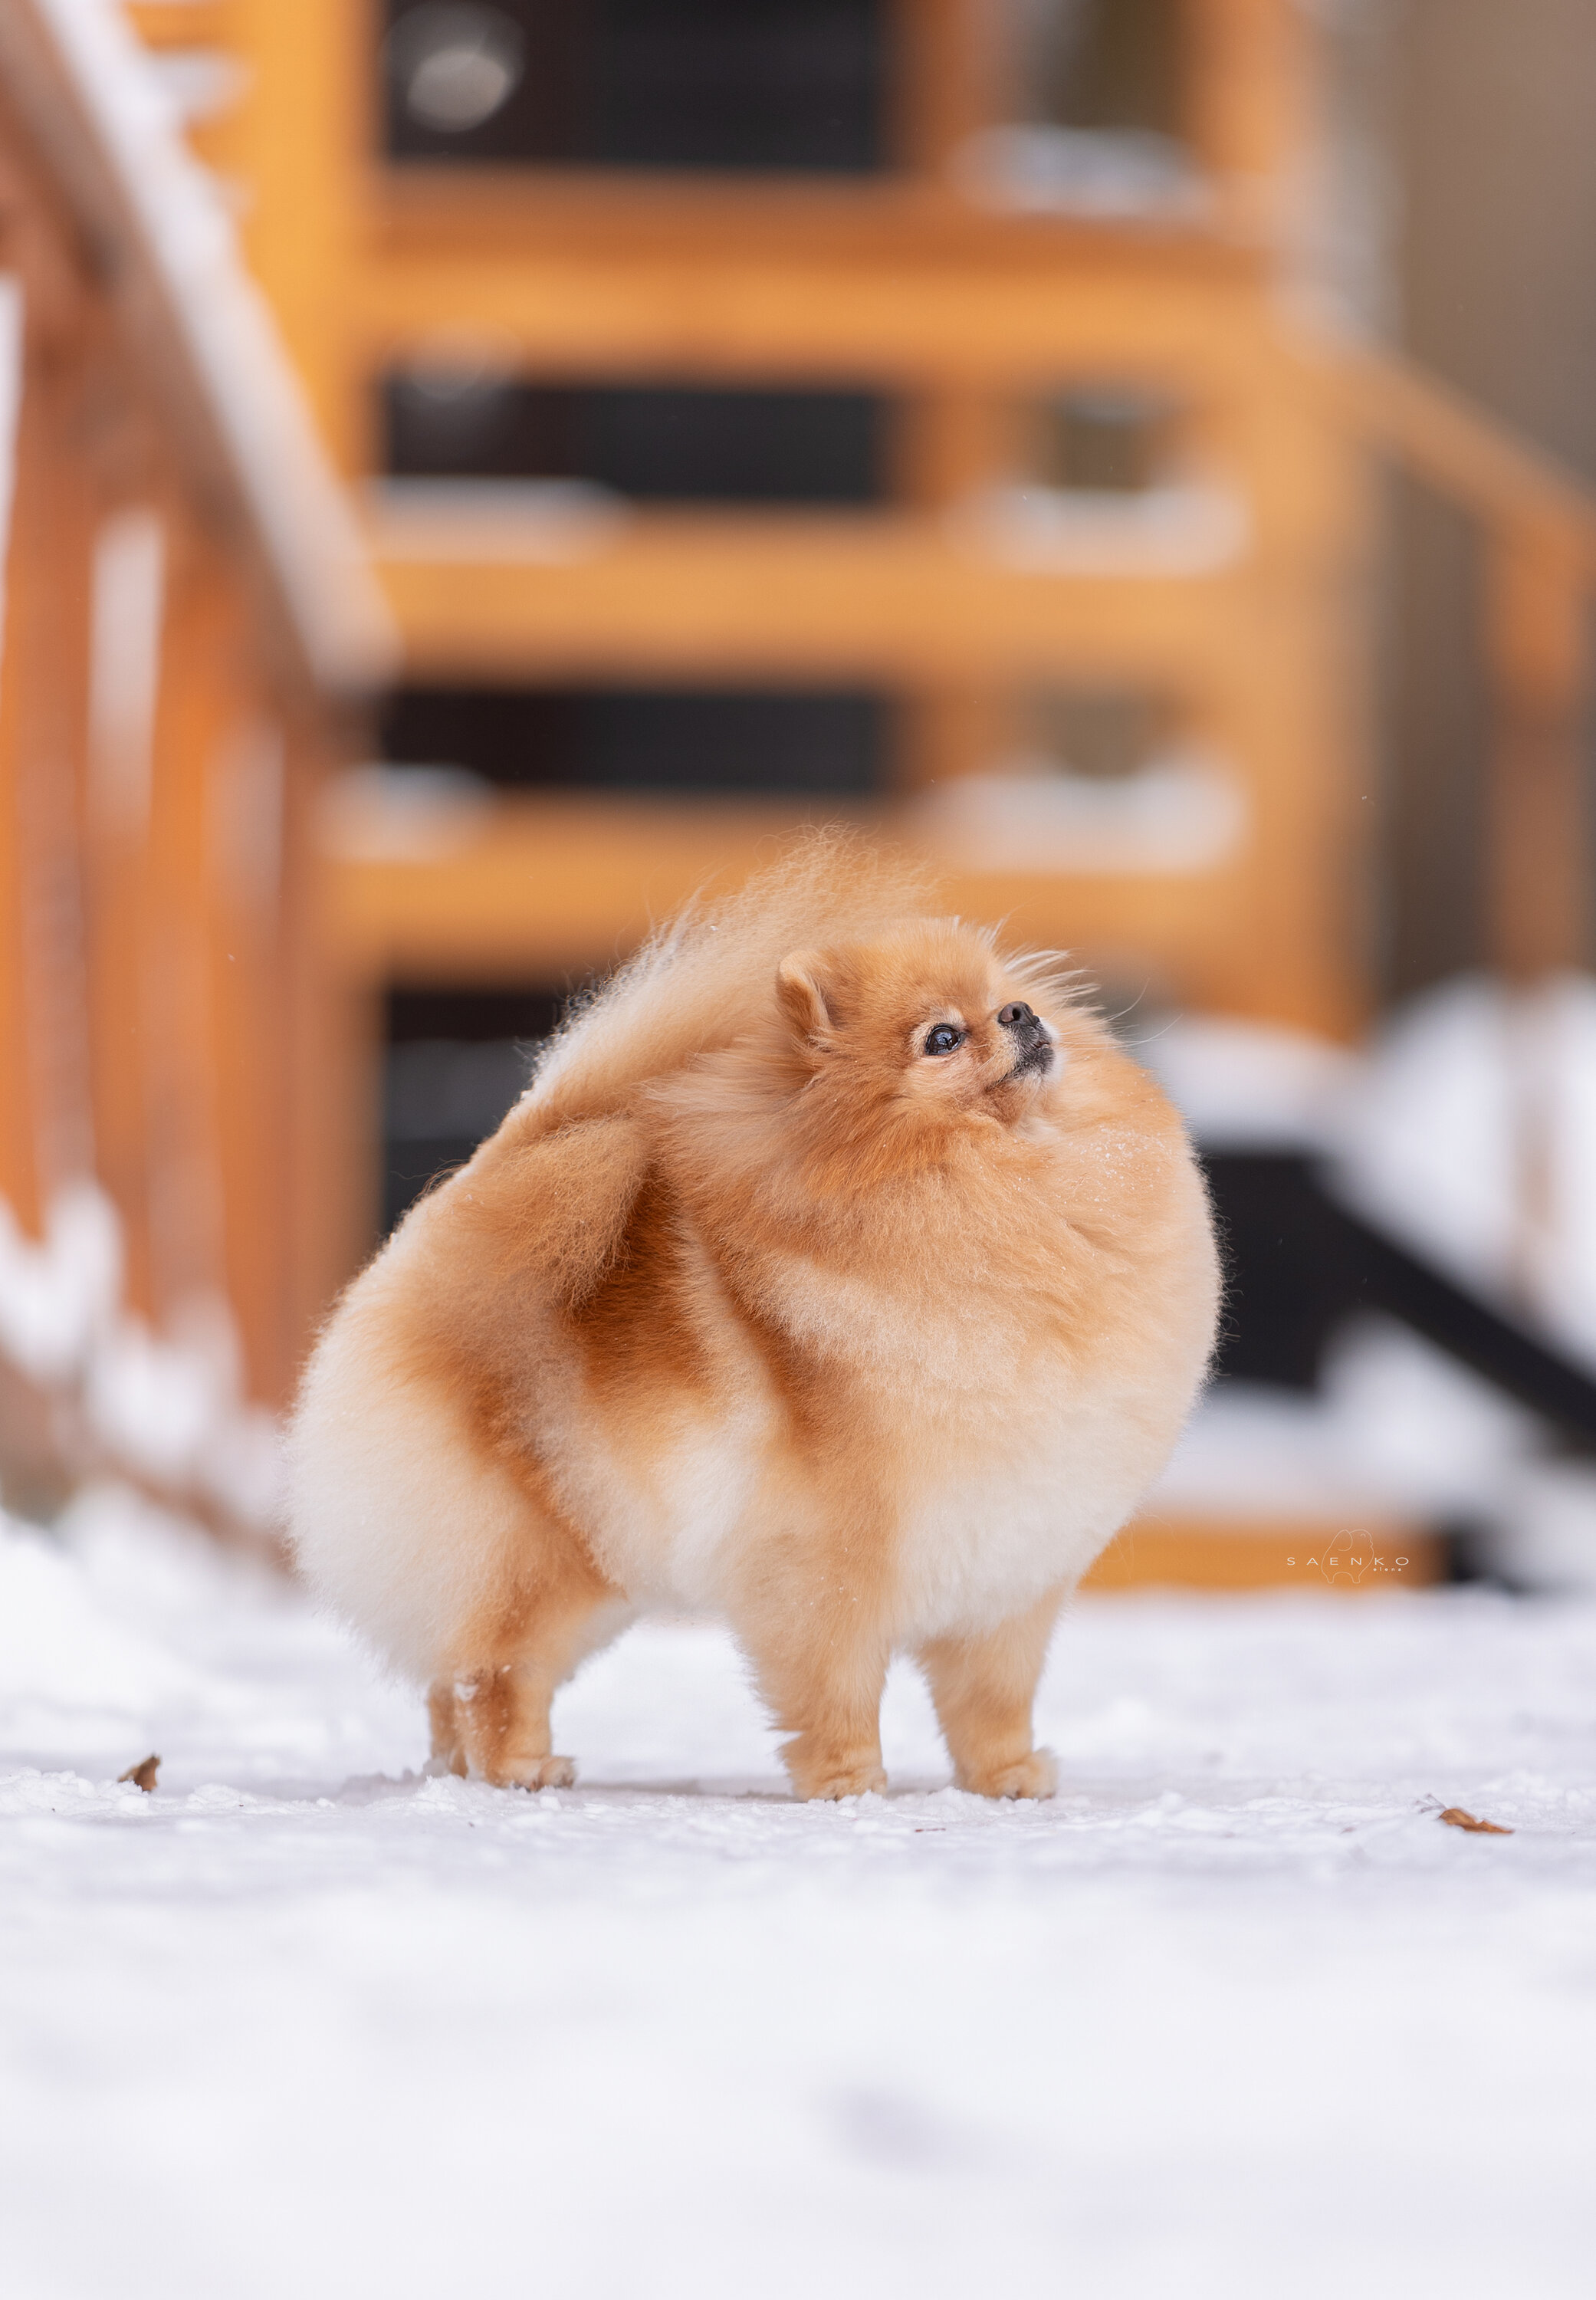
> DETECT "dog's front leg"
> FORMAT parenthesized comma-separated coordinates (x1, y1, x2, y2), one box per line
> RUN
(915, 1585, 1064, 1799)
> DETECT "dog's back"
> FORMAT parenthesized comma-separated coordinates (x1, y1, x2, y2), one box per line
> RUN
(524, 830, 931, 1129)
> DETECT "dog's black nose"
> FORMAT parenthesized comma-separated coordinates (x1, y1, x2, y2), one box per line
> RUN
(998, 1001, 1038, 1032)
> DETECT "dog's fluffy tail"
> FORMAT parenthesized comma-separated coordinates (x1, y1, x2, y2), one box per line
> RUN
(526, 828, 934, 1126)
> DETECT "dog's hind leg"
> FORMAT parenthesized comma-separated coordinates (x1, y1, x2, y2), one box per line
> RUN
(443, 1535, 632, 1790)
(426, 1680, 468, 1776)
(446, 1661, 577, 1790)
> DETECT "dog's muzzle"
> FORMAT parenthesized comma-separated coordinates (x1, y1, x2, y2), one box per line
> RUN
(999, 1000, 1053, 1079)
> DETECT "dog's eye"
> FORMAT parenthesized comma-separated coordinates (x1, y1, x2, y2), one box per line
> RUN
(924, 1024, 964, 1056)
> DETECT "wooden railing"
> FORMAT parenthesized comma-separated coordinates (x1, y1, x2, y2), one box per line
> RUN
(0, 0, 384, 1440)
(1297, 329, 1595, 983)
(1294, 327, 1596, 1313)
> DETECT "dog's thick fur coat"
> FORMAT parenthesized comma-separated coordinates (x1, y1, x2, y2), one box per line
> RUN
(290, 837, 1218, 1799)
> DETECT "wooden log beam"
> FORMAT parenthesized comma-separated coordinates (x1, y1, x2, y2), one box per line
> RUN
(367, 168, 1259, 274)
(358, 194, 1265, 389)
(369, 506, 1255, 685)
(312, 788, 1355, 1032)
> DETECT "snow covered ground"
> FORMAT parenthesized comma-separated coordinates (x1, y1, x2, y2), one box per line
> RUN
(2, 1491, 1594, 2300)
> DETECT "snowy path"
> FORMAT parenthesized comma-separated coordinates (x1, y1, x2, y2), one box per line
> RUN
(2, 1493, 1594, 2300)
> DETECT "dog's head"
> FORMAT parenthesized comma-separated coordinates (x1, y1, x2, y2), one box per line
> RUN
(772, 921, 1076, 1156)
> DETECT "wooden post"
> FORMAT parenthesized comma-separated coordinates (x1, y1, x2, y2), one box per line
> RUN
(1483, 529, 1591, 1317)
(0, 330, 97, 1217)
(1181, 0, 1309, 242)
(894, 391, 1011, 795)
(205, 692, 292, 1400)
(0, 276, 38, 1233)
(894, 5, 1010, 797)
(1196, 325, 1377, 1037)
(893, 0, 1007, 175)
(281, 707, 379, 1376)
(1483, 531, 1591, 981)
(83, 491, 167, 1320)
(216, 0, 369, 469)
(140, 528, 245, 1327)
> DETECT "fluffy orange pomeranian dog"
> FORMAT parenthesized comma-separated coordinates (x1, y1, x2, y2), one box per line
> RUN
(289, 836, 1217, 1799)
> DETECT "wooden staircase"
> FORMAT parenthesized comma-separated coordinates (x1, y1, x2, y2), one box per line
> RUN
(119, 0, 1596, 1359)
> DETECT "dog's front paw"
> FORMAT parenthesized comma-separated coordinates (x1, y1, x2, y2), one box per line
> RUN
(959, 1749, 1056, 1800)
(804, 1764, 888, 1801)
(493, 1753, 576, 1791)
(787, 1753, 888, 1801)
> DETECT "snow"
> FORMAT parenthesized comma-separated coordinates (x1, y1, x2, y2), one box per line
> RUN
(1146, 976, 1596, 1374)
(364, 475, 629, 562)
(0, 1184, 281, 1530)
(1143, 1011, 1361, 1150)
(1152, 1317, 1541, 1521)
(3, 1493, 1594, 2299)
(956, 124, 1208, 220)
(0, 1183, 120, 1385)
(951, 477, 1249, 575)
(1338, 973, 1596, 1372)
(914, 752, 1248, 875)
(1139, 990, 1596, 1581)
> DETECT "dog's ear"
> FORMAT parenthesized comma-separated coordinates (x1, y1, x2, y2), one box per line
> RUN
(776, 949, 839, 1048)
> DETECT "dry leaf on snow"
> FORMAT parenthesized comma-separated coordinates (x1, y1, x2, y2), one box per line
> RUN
(1438, 1806, 1512, 1835)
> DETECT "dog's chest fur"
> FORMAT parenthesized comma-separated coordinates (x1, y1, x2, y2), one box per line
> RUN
(551, 1219, 1174, 1636)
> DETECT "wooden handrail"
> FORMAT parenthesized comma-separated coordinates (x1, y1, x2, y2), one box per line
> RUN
(1283, 325, 1596, 565)
(1287, 323, 1594, 1323)
(1283, 320, 1594, 981)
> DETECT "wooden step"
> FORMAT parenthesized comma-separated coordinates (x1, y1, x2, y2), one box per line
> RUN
(314, 786, 1319, 1024)
(360, 177, 1266, 384)
(369, 499, 1256, 683)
